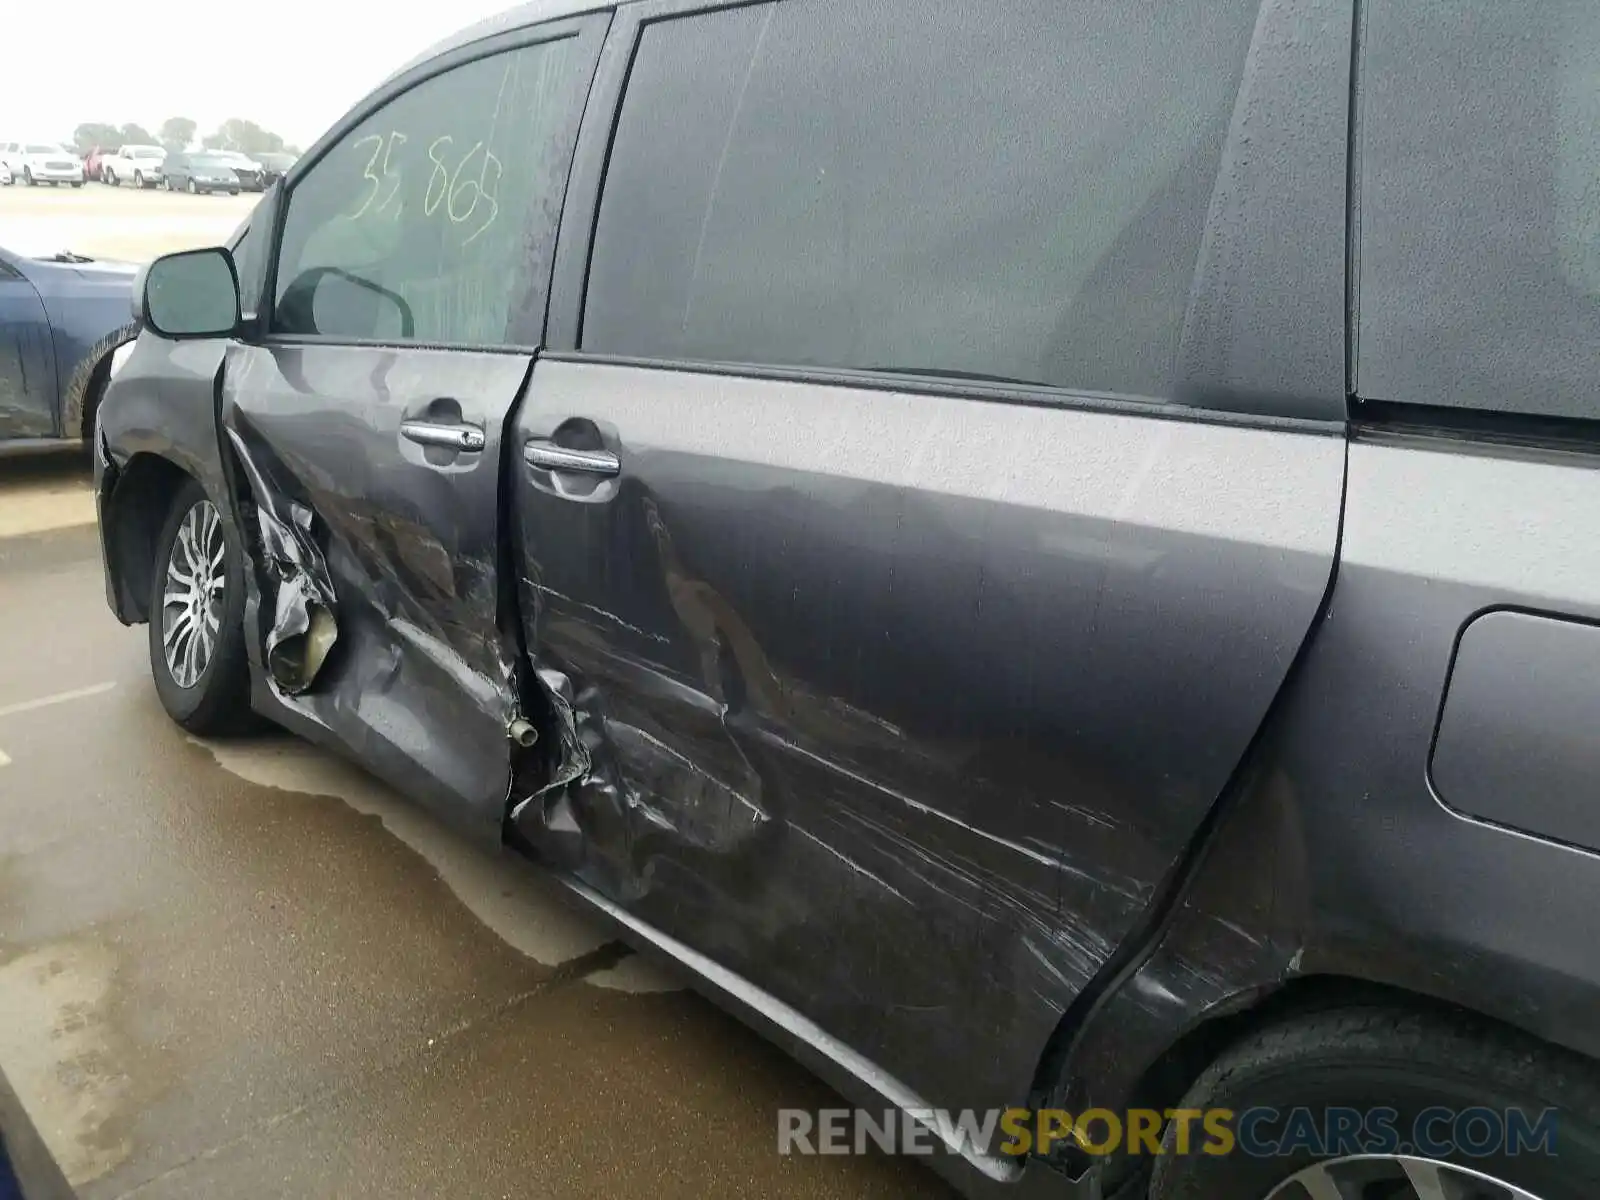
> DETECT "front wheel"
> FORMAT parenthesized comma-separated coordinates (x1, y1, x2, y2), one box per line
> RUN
(23, 168, 33, 186)
(147, 481, 253, 734)
(70, 181, 82, 188)
(186, 179, 196, 194)
(1149, 1007, 1600, 1200)
(133, 170, 144, 188)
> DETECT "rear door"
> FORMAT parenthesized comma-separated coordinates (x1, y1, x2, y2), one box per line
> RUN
(220, 15, 607, 837)
(0, 253, 56, 439)
(512, 0, 1350, 1114)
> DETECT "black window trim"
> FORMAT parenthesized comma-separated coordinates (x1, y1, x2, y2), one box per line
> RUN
(255, 8, 613, 355)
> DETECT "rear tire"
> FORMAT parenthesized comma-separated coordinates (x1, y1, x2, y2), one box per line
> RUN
(147, 479, 254, 735)
(1149, 1006, 1600, 1200)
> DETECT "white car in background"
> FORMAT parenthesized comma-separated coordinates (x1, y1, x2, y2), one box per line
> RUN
(101, 144, 167, 189)
(0, 142, 84, 187)
(0, 161, 11, 186)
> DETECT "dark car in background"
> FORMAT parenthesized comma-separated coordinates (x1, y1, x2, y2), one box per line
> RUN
(160, 152, 239, 195)
(91, 2, 1600, 1199)
(253, 151, 296, 188)
(211, 151, 265, 191)
(0, 242, 136, 449)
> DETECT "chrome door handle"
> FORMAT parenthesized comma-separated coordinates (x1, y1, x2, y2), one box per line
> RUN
(523, 441, 620, 476)
(401, 420, 485, 452)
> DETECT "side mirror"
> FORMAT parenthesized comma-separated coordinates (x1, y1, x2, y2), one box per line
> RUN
(141, 247, 241, 339)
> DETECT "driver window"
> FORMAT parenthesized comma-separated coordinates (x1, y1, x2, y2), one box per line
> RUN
(271, 34, 587, 345)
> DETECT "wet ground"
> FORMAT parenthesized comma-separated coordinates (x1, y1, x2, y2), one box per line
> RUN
(0, 455, 951, 1198)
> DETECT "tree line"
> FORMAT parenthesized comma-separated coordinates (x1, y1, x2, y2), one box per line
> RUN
(70, 117, 300, 157)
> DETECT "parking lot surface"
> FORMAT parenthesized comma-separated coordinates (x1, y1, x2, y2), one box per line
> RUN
(0, 183, 255, 262)
(0, 193, 949, 1199)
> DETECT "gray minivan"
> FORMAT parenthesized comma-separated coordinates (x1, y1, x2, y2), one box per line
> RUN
(94, 2, 1600, 1197)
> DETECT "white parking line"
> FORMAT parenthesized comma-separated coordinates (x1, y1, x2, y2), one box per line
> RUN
(0, 682, 117, 720)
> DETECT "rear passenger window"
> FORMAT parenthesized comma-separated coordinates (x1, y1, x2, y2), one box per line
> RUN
(271, 34, 589, 345)
(583, 0, 1260, 399)
(1359, 1, 1600, 420)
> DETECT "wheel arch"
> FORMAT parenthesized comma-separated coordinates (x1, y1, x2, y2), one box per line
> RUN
(1044, 973, 1565, 1194)
(62, 321, 138, 441)
(101, 451, 196, 624)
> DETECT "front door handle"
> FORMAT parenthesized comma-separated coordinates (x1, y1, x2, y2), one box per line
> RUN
(401, 420, 485, 452)
(523, 441, 620, 477)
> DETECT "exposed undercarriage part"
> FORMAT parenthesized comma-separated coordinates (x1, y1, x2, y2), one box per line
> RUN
(226, 427, 339, 695)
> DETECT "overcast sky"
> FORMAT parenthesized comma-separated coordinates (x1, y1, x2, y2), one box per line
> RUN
(4, 0, 521, 149)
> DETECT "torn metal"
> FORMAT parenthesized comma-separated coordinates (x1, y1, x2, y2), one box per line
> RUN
(226, 426, 339, 694)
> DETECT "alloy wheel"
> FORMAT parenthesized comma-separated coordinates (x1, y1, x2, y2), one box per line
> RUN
(161, 500, 226, 689)
(1267, 1155, 1542, 1200)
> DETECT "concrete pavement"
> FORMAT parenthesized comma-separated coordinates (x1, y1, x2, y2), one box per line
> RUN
(0, 458, 949, 1199)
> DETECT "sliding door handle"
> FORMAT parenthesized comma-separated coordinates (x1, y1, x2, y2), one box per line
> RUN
(523, 441, 620, 477)
(401, 420, 485, 452)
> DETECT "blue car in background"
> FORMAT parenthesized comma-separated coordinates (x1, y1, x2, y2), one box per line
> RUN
(0, 243, 138, 452)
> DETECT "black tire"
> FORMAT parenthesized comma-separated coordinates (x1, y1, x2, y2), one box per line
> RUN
(1150, 1006, 1600, 1200)
(147, 479, 254, 734)
(186, 178, 196, 194)
(23, 168, 34, 186)
(70, 181, 82, 188)
(133, 170, 144, 188)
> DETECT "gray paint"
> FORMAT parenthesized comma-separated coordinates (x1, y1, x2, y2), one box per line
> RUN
(1066, 437, 1600, 1126)
(219, 342, 536, 839)
(510, 358, 1342, 1116)
(1432, 610, 1600, 853)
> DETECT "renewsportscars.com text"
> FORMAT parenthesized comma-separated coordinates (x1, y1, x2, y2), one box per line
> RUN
(777, 1106, 1558, 1159)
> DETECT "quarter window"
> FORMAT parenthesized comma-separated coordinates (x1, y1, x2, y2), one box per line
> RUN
(1359, 1, 1600, 419)
(583, 0, 1260, 399)
(271, 34, 588, 345)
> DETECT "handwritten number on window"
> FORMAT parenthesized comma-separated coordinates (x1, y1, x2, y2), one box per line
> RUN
(349, 131, 405, 220)
(424, 135, 501, 243)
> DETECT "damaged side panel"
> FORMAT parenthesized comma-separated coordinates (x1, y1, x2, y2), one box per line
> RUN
(219, 341, 537, 839)
(506, 359, 1343, 1120)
